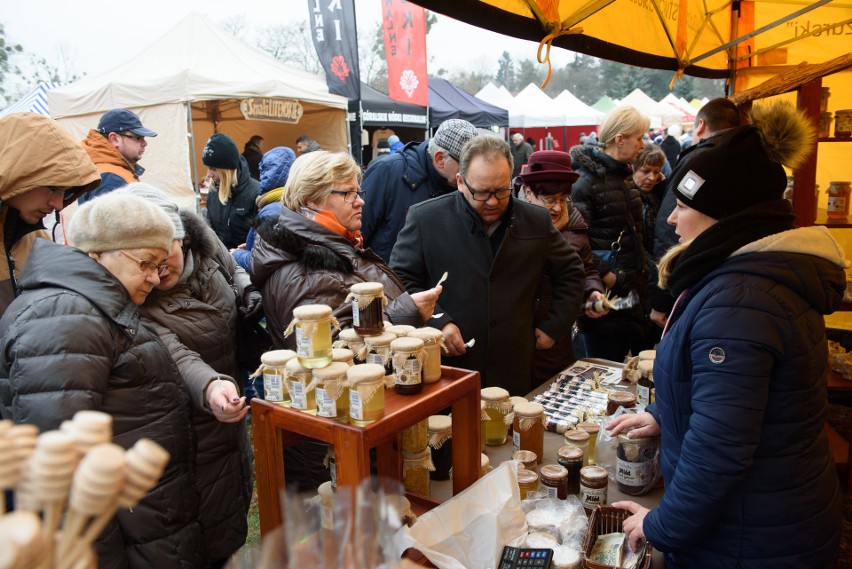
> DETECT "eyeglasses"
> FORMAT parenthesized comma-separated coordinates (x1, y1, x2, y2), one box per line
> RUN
(329, 189, 365, 203)
(119, 250, 169, 277)
(46, 186, 67, 195)
(537, 193, 569, 207)
(462, 177, 512, 202)
(119, 132, 145, 142)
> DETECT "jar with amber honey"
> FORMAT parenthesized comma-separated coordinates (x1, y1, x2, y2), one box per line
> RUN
(517, 468, 539, 499)
(556, 446, 584, 494)
(285, 304, 339, 369)
(364, 332, 396, 376)
(579, 466, 609, 514)
(346, 363, 386, 426)
(636, 360, 654, 407)
(407, 327, 446, 383)
(827, 181, 851, 219)
(539, 464, 569, 500)
(607, 391, 636, 415)
(512, 402, 545, 462)
(481, 387, 512, 446)
(390, 337, 426, 395)
(284, 358, 317, 414)
(346, 282, 386, 336)
(311, 362, 350, 422)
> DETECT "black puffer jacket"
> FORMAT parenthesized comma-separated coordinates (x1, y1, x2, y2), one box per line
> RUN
(569, 144, 647, 336)
(250, 206, 423, 350)
(206, 155, 261, 249)
(140, 212, 253, 563)
(0, 240, 205, 569)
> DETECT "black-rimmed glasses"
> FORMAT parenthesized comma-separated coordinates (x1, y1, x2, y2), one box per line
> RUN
(119, 132, 145, 142)
(462, 177, 512, 202)
(329, 189, 365, 203)
(119, 250, 169, 277)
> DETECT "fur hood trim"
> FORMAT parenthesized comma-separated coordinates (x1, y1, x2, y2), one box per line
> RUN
(254, 214, 354, 274)
(569, 144, 630, 179)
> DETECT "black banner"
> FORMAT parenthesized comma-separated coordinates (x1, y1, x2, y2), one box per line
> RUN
(308, 0, 361, 101)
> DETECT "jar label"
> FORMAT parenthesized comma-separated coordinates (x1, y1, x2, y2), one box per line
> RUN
(289, 380, 307, 409)
(352, 299, 360, 327)
(366, 352, 384, 366)
(828, 196, 847, 213)
(512, 430, 520, 451)
(264, 372, 284, 401)
(295, 328, 314, 357)
(349, 390, 364, 420)
(316, 387, 337, 418)
(580, 485, 607, 509)
(636, 384, 650, 407)
(330, 461, 337, 487)
(395, 358, 422, 385)
(616, 457, 654, 487)
(543, 484, 558, 499)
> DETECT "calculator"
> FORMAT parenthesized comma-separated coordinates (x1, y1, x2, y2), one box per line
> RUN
(498, 545, 554, 568)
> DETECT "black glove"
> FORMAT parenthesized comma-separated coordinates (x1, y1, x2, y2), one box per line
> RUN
(240, 289, 264, 325)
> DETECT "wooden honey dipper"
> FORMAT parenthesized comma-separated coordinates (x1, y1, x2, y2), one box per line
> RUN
(0, 510, 47, 569)
(60, 439, 170, 569)
(56, 443, 126, 564)
(2, 424, 38, 514)
(69, 411, 112, 456)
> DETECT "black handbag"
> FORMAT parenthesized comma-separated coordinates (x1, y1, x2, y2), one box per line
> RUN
(593, 229, 624, 270)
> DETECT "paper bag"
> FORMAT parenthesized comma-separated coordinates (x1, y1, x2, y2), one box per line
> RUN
(389, 461, 528, 569)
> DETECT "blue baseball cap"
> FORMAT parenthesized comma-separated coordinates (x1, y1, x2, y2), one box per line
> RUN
(97, 109, 157, 137)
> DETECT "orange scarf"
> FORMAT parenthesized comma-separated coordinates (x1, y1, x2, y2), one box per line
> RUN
(303, 208, 364, 248)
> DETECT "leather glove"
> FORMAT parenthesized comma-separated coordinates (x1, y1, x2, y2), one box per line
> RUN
(240, 289, 264, 324)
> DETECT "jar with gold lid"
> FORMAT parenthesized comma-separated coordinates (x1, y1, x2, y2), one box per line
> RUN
(401, 447, 434, 496)
(364, 332, 396, 376)
(579, 466, 609, 514)
(606, 391, 636, 415)
(481, 387, 512, 446)
(334, 328, 367, 364)
(284, 358, 317, 414)
(258, 349, 296, 405)
(346, 282, 387, 337)
(516, 468, 539, 500)
(539, 464, 569, 500)
(427, 415, 453, 480)
(346, 363, 386, 426)
(285, 304, 340, 368)
(512, 402, 545, 462)
(390, 337, 426, 395)
(407, 327, 446, 383)
(310, 362, 350, 422)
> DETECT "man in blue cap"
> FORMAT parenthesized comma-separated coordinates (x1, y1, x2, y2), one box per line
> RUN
(79, 108, 158, 204)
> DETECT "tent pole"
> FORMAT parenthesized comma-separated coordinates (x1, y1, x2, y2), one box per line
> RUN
(186, 101, 201, 214)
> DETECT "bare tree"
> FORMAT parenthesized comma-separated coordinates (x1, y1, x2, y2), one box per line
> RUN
(256, 21, 322, 75)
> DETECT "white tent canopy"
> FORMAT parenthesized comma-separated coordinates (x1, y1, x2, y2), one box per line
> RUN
(553, 90, 604, 126)
(0, 82, 60, 118)
(510, 84, 569, 128)
(48, 13, 348, 208)
(475, 82, 516, 111)
(659, 93, 697, 124)
(616, 88, 681, 129)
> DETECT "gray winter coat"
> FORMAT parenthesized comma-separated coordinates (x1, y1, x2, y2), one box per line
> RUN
(140, 212, 253, 563)
(0, 240, 205, 569)
(250, 206, 423, 350)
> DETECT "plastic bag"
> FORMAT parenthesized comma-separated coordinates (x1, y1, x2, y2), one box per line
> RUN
(595, 408, 630, 480)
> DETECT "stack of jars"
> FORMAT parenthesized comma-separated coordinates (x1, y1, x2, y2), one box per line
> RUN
(401, 418, 434, 496)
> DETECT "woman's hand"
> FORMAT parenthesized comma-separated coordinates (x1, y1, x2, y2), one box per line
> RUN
(612, 501, 649, 553)
(411, 285, 442, 321)
(584, 290, 608, 318)
(606, 411, 660, 438)
(205, 378, 248, 423)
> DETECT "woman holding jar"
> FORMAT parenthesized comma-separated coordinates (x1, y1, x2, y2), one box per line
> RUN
(607, 102, 843, 568)
(250, 150, 442, 490)
(569, 107, 651, 361)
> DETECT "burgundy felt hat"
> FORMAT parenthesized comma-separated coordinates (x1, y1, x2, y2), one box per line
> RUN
(519, 150, 580, 187)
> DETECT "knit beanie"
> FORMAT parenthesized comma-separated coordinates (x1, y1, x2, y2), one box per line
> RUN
(202, 133, 240, 169)
(259, 146, 297, 193)
(69, 192, 175, 253)
(119, 183, 186, 240)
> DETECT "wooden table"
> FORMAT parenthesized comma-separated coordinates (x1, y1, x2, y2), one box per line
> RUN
(251, 366, 482, 535)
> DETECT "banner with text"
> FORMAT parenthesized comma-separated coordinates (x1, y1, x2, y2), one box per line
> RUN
(382, 0, 428, 106)
(309, 0, 360, 100)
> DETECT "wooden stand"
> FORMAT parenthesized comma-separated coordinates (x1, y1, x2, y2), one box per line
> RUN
(251, 366, 481, 535)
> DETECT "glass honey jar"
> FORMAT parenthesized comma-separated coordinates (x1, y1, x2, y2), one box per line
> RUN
(427, 415, 453, 480)
(334, 328, 367, 364)
(390, 337, 426, 395)
(346, 282, 386, 337)
(636, 360, 654, 408)
(331, 348, 355, 366)
(285, 304, 339, 369)
(406, 327, 446, 383)
(311, 362, 350, 422)
(258, 349, 296, 405)
(480, 387, 512, 446)
(516, 468, 539, 500)
(579, 466, 609, 514)
(607, 391, 636, 415)
(539, 464, 569, 500)
(401, 448, 434, 496)
(512, 402, 545, 463)
(385, 324, 415, 337)
(363, 332, 396, 376)
(284, 358, 317, 414)
(346, 363, 386, 426)
(563, 429, 590, 459)
(576, 422, 600, 466)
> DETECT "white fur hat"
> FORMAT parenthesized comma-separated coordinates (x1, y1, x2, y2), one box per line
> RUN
(69, 192, 175, 253)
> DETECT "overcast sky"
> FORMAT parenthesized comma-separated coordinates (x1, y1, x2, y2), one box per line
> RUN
(2, 0, 575, 87)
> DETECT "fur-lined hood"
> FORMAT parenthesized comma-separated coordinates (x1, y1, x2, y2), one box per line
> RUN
(179, 210, 222, 263)
(569, 144, 631, 180)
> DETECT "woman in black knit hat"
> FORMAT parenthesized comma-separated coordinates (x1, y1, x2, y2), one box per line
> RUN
(202, 133, 261, 249)
(608, 101, 844, 568)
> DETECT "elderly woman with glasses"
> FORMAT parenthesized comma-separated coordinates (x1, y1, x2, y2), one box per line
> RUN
(516, 151, 606, 384)
(0, 192, 206, 568)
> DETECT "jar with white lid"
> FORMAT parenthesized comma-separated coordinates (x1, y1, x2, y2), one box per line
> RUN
(310, 362, 350, 422)
(481, 387, 512, 446)
(385, 324, 415, 337)
(346, 363, 386, 426)
(406, 327, 446, 383)
(390, 337, 426, 395)
(363, 332, 397, 376)
(346, 282, 386, 337)
(257, 349, 296, 404)
(334, 328, 367, 363)
(331, 348, 355, 366)
(284, 358, 316, 413)
(284, 304, 340, 368)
